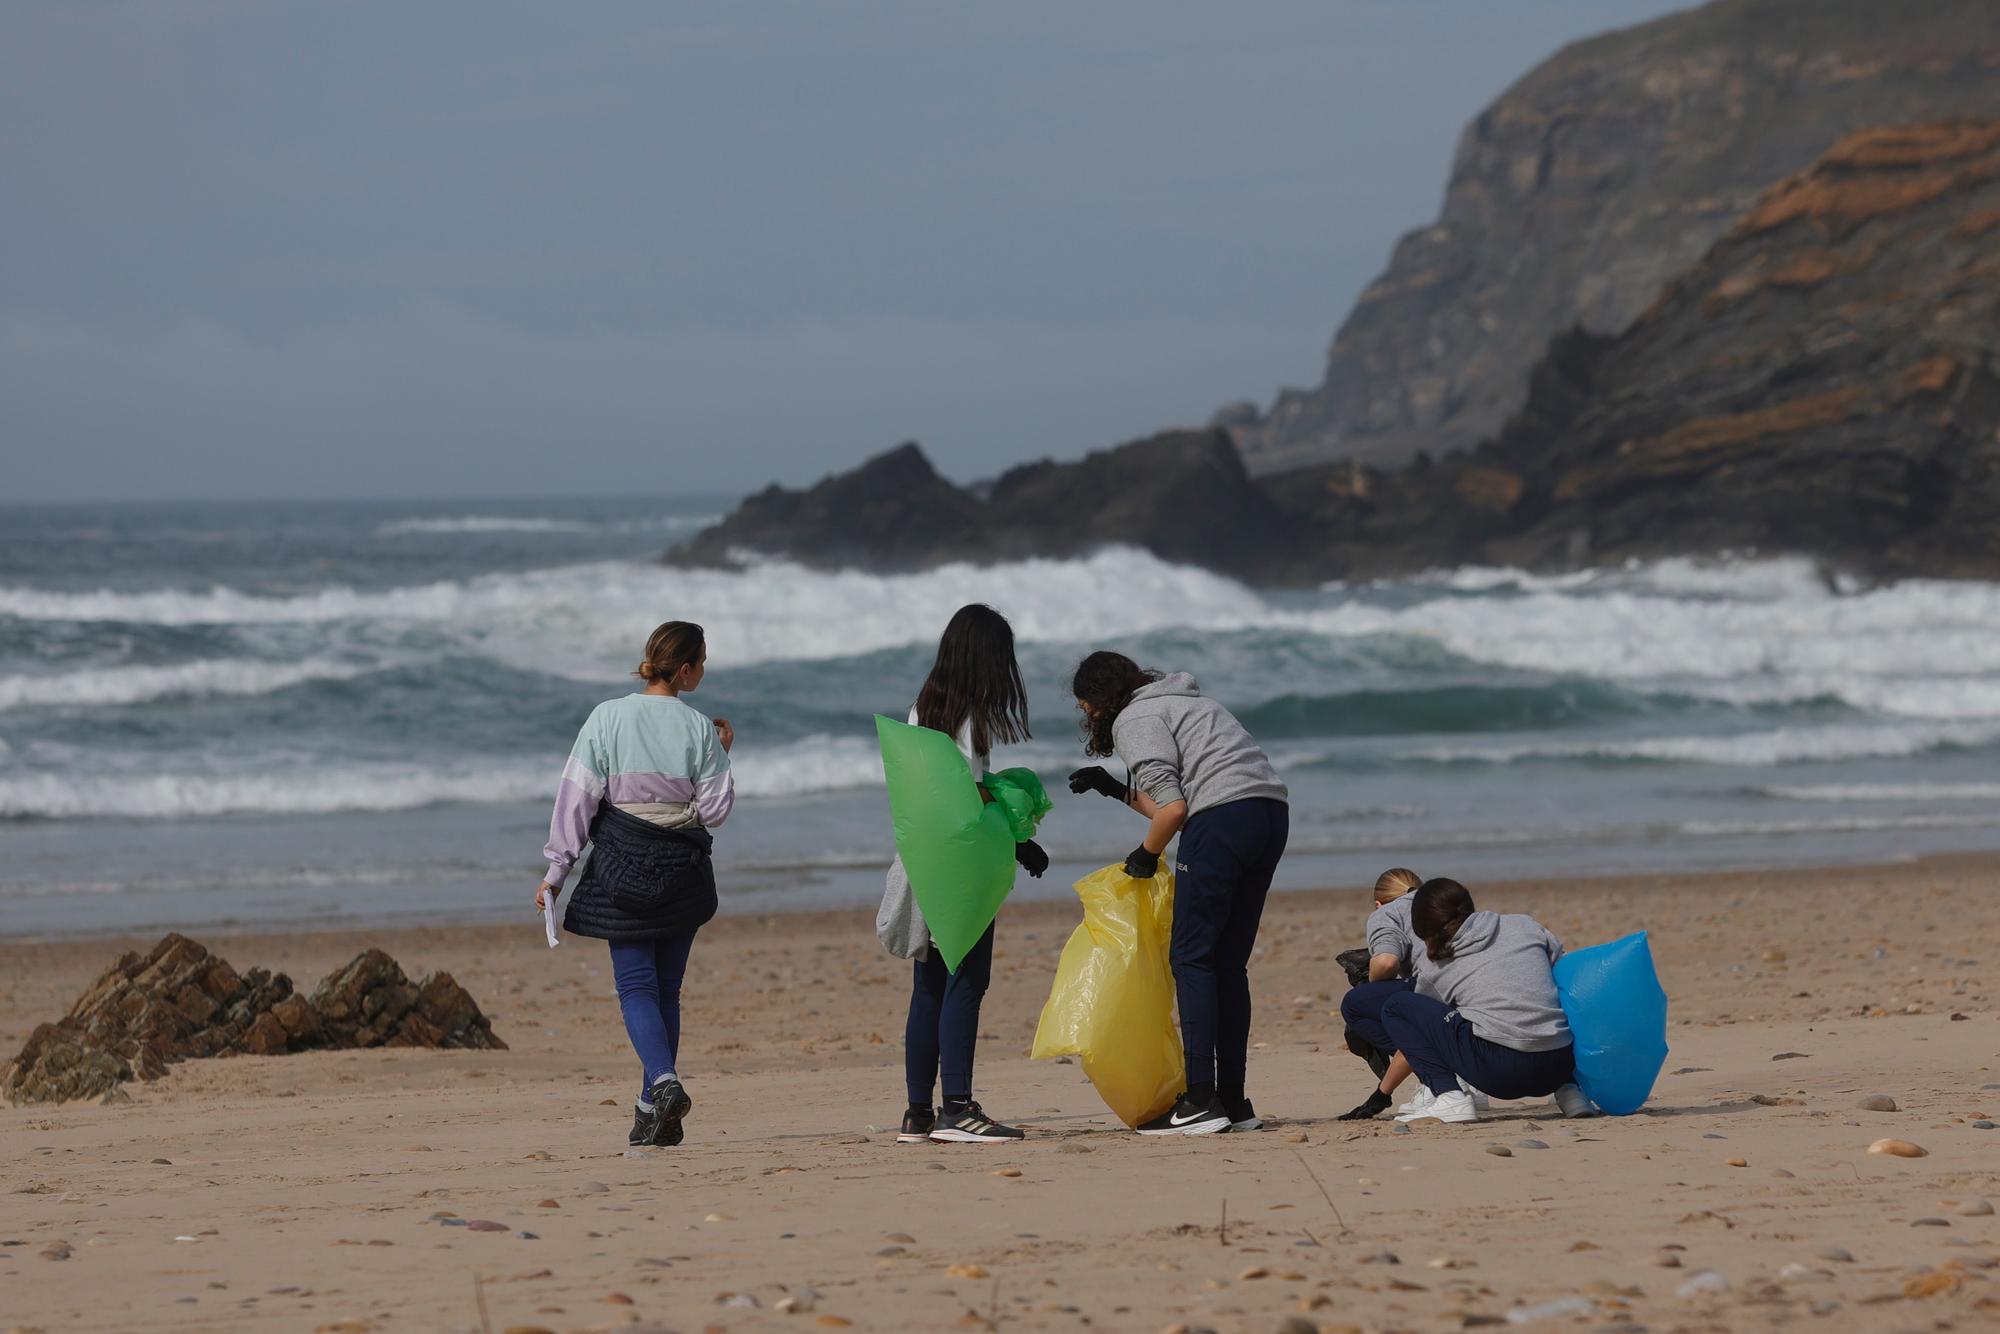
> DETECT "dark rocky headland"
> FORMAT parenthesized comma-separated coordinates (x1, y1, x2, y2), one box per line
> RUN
(675, 1, 2000, 586)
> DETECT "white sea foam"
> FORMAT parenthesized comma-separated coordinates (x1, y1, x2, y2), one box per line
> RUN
(0, 659, 377, 711)
(1400, 720, 2000, 767)
(374, 513, 715, 537)
(1753, 781, 2000, 803)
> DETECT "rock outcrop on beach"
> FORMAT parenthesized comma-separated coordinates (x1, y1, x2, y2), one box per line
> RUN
(1226, 0, 2000, 475)
(677, 120, 2000, 585)
(672, 428, 1306, 583)
(1, 934, 504, 1105)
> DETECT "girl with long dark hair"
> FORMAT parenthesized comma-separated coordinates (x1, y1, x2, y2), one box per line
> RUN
(891, 604, 1047, 1144)
(535, 620, 735, 1148)
(1340, 878, 1593, 1123)
(1068, 650, 1288, 1135)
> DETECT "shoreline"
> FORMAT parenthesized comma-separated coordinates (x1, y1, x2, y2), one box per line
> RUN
(5, 852, 1998, 1330)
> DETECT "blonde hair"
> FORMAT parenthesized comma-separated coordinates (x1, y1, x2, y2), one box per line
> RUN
(1373, 866, 1422, 904)
(634, 621, 705, 685)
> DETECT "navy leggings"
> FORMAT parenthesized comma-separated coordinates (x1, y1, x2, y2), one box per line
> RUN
(1340, 977, 1414, 1070)
(905, 922, 995, 1107)
(1366, 990, 1574, 1099)
(1172, 797, 1289, 1093)
(609, 931, 698, 1105)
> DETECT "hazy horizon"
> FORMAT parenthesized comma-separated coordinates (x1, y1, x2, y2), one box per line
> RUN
(4, 0, 1690, 504)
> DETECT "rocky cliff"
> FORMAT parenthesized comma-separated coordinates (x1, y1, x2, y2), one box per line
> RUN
(672, 121, 2000, 585)
(1227, 0, 2000, 476)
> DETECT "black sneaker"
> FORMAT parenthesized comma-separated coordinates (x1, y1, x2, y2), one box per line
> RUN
(929, 1101, 1024, 1143)
(1137, 1092, 1231, 1136)
(1224, 1096, 1263, 1132)
(897, 1107, 936, 1143)
(630, 1077, 693, 1147)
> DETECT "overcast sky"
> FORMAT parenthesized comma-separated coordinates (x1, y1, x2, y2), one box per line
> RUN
(3, 0, 1689, 503)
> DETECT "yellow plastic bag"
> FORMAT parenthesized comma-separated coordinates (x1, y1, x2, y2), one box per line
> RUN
(1030, 863, 1183, 1128)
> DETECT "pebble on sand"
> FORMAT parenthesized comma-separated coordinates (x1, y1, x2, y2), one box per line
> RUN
(990, 1168, 1021, 1178)
(1771, 1052, 1810, 1061)
(946, 1263, 990, 1279)
(1653, 1250, 1682, 1268)
(1675, 1270, 1729, 1298)
(466, 1220, 509, 1232)
(1910, 1217, 1950, 1227)
(1815, 1247, 1854, 1263)
(1725, 1158, 1748, 1168)
(1485, 1145, 1513, 1157)
(1948, 1198, 1994, 1217)
(1856, 1095, 1898, 1112)
(1516, 1139, 1548, 1150)
(1867, 1138, 1928, 1158)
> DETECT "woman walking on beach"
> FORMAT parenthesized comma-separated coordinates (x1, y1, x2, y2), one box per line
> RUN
(535, 621, 735, 1148)
(886, 604, 1046, 1145)
(1068, 652, 1289, 1136)
(1340, 878, 1592, 1124)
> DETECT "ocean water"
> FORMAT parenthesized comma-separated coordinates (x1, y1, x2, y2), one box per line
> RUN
(4, 496, 1999, 937)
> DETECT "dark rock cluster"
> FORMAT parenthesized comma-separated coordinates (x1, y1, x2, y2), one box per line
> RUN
(1, 933, 504, 1105)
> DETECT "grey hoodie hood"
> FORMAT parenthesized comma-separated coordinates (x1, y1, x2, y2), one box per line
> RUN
(1111, 672, 1287, 816)
(1414, 910, 1571, 1052)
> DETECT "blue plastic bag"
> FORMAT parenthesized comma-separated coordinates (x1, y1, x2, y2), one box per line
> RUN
(1552, 931, 1668, 1116)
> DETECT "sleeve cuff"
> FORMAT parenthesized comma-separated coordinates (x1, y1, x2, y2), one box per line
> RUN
(544, 863, 570, 889)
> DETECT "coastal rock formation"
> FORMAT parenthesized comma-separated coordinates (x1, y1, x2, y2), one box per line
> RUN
(1227, 0, 2000, 475)
(678, 121, 2000, 585)
(1, 933, 504, 1105)
(671, 428, 1305, 582)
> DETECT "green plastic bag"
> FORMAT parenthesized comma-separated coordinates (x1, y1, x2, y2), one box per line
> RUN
(875, 715, 1049, 972)
(1030, 863, 1183, 1127)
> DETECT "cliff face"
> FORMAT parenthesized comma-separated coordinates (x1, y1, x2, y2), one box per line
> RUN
(1228, 0, 2000, 476)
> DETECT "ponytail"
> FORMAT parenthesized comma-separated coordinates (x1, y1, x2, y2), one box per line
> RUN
(1410, 877, 1475, 965)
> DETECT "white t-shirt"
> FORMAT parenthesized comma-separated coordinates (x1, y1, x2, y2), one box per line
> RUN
(908, 706, 989, 774)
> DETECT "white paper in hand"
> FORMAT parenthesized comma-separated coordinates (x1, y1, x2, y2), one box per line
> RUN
(542, 893, 561, 948)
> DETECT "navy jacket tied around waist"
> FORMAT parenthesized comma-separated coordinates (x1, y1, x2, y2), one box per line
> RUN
(561, 803, 718, 942)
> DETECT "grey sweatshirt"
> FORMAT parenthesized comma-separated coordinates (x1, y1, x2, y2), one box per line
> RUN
(1366, 895, 1416, 976)
(1111, 673, 1288, 816)
(1414, 910, 1571, 1052)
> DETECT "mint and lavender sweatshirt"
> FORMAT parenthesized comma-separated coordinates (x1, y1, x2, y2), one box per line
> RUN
(542, 693, 734, 888)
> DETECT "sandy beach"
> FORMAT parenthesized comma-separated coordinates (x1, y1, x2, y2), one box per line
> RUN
(3, 856, 1997, 1333)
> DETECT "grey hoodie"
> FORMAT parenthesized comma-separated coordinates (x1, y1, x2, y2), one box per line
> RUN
(1414, 910, 1571, 1052)
(1111, 673, 1288, 816)
(1366, 894, 1416, 976)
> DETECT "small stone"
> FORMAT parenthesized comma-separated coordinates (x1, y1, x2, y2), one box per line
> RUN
(598, 1098, 618, 1106)
(875, 1246, 907, 1257)
(1867, 1138, 1927, 1157)
(1273, 1319, 1318, 1334)
(1856, 1094, 1897, 1111)
(1238, 1265, 1271, 1280)
(1771, 1052, 1810, 1061)
(946, 1263, 989, 1279)
(1910, 1217, 1950, 1228)
(535, 1199, 559, 1209)
(1815, 1247, 1854, 1263)
(581, 1181, 610, 1194)
(503, 1327, 558, 1334)
(990, 1168, 1021, 1178)
(1725, 1158, 1748, 1168)
(1778, 1262, 1830, 1282)
(1504, 1295, 1595, 1323)
(1484, 1145, 1513, 1157)
(1359, 1252, 1400, 1265)
(39, 1242, 72, 1261)
(703, 1213, 733, 1223)
(1426, 1256, 1471, 1269)
(600, 1293, 635, 1305)
(1770, 1168, 1796, 1178)
(1284, 1131, 1308, 1143)
(466, 1220, 509, 1232)
(1392, 1123, 1412, 1134)
(1653, 1250, 1682, 1268)
(151, 1158, 172, 1165)
(1676, 1270, 1728, 1298)
(1703, 1132, 1727, 1139)
(1950, 1198, 1995, 1217)
(716, 1293, 759, 1309)
(1568, 1241, 1599, 1252)
(1516, 1139, 1548, 1150)
(400, 1144, 433, 1153)
(884, 1232, 916, 1244)
(815, 1319, 853, 1329)
(1973, 1120, 1995, 1129)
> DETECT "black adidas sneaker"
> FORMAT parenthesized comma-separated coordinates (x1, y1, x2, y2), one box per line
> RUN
(929, 1101, 1024, 1143)
(1136, 1092, 1230, 1136)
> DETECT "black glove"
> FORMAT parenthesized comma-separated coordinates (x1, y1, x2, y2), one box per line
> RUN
(1336, 1088, 1393, 1121)
(1068, 765, 1129, 802)
(1014, 840, 1049, 879)
(1122, 845, 1160, 879)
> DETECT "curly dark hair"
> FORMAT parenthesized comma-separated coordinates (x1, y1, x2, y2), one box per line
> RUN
(1410, 877, 1476, 965)
(1070, 650, 1160, 758)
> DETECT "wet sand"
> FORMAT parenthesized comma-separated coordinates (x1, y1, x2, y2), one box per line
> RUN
(3, 855, 1997, 1332)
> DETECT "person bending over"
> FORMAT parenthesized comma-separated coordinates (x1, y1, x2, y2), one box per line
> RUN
(1338, 867, 1423, 1082)
(1339, 878, 1593, 1123)
(1069, 652, 1289, 1136)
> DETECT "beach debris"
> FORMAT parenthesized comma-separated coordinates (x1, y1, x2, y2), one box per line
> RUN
(1856, 1094, 1898, 1111)
(1903, 1266, 1967, 1299)
(1974, 1120, 1995, 1129)
(1778, 1263, 1832, 1282)
(1359, 1252, 1400, 1265)
(1675, 1270, 1729, 1298)
(1867, 1138, 1928, 1157)
(1950, 1197, 1995, 1216)
(1505, 1295, 1594, 1324)
(0, 934, 503, 1105)
(1910, 1217, 1950, 1227)
(774, 1287, 820, 1313)
(38, 1242, 71, 1261)
(1816, 1247, 1854, 1263)
(1771, 1052, 1810, 1061)
(599, 1293, 634, 1305)
(1670, 1067, 1712, 1075)
(1516, 1139, 1548, 1150)
(703, 1213, 733, 1223)
(466, 1220, 509, 1232)
(1484, 1145, 1513, 1157)
(535, 1199, 558, 1208)
(715, 1293, 759, 1309)
(1653, 1250, 1682, 1267)
(1725, 1158, 1748, 1168)
(1239, 1265, 1271, 1280)
(581, 1181, 610, 1193)
(990, 1168, 1021, 1178)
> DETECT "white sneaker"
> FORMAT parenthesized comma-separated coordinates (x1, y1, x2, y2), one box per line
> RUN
(1458, 1078, 1491, 1115)
(1552, 1083, 1597, 1118)
(1393, 1086, 1436, 1121)
(1418, 1089, 1481, 1123)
